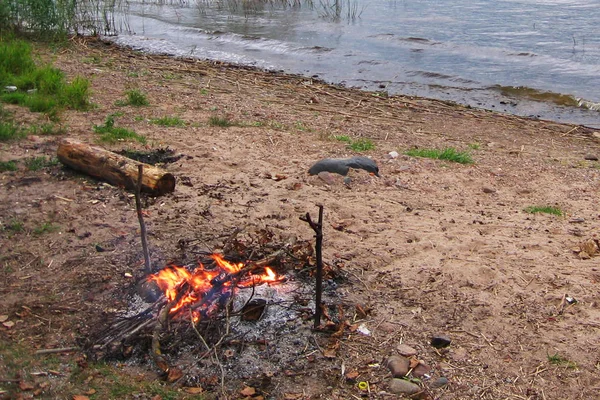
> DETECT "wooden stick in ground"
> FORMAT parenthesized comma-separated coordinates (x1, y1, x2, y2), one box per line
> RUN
(300, 205, 324, 329)
(135, 164, 152, 275)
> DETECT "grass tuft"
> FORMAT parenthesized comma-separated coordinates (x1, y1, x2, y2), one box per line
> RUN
(405, 147, 474, 164)
(0, 120, 25, 141)
(334, 135, 375, 151)
(93, 114, 146, 144)
(524, 205, 563, 216)
(0, 160, 18, 172)
(116, 89, 149, 107)
(548, 353, 577, 369)
(209, 115, 235, 127)
(150, 115, 185, 127)
(24, 156, 59, 171)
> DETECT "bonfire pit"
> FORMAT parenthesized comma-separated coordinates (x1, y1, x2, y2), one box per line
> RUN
(86, 211, 353, 395)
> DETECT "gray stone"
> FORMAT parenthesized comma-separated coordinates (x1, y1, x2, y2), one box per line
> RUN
(396, 343, 418, 357)
(388, 378, 421, 396)
(482, 187, 496, 193)
(385, 355, 410, 377)
(584, 154, 598, 161)
(430, 377, 449, 388)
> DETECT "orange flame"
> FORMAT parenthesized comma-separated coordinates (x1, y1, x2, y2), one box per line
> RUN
(148, 254, 282, 318)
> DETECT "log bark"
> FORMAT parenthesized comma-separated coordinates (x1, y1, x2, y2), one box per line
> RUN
(57, 138, 175, 196)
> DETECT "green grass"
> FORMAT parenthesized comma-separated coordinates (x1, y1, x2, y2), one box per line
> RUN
(93, 114, 146, 144)
(3, 218, 24, 233)
(334, 135, 352, 143)
(405, 147, 474, 164)
(150, 115, 185, 127)
(0, 160, 18, 171)
(0, 119, 25, 141)
(524, 205, 563, 216)
(334, 135, 375, 152)
(548, 353, 577, 369)
(28, 122, 66, 136)
(24, 155, 59, 171)
(209, 115, 235, 127)
(115, 89, 150, 107)
(33, 221, 59, 235)
(348, 138, 375, 152)
(0, 38, 91, 115)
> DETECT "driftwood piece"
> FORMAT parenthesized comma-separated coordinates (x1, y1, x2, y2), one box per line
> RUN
(57, 138, 176, 195)
(300, 205, 324, 329)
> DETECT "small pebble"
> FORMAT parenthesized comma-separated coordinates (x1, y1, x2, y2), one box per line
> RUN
(482, 187, 496, 194)
(388, 378, 421, 396)
(431, 335, 451, 348)
(412, 362, 431, 378)
(385, 355, 410, 377)
(396, 344, 418, 357)
(584, 154, 598, 161)
(317, 171, 336, 185)
(431, 377, 449, 388)
(388, 151, 399, 159)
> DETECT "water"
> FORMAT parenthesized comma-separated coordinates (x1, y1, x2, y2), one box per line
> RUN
(107, 0, 600, 127)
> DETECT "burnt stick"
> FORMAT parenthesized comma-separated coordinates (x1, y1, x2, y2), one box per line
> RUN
(299, 204, 324, 329)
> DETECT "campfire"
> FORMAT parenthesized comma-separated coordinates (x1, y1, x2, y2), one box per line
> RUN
(86, 206, 352, 393)
(148, 254, 285, 323)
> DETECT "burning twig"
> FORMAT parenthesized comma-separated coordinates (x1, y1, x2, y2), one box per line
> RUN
(300, 204, 324, 329)
(135, 164, 152, 275)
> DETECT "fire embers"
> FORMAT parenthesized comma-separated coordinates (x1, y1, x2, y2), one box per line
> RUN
(148, 254, 283, 322)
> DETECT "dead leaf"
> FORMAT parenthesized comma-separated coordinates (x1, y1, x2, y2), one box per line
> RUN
(72, 396, 90, 400)
(184, 387, 204, 394)
(345, 370, 360, 381)
(240, 386, 256, 396)
(284, 394, 303, 400)
(323, 349, 337, 359)
(3, 320, 15, 328)
(273, 174, 287, 181)
(409, 357, 420, 369)
(167, 367, 183, 382)
(85, 388, 96, 395)
(0, 315, 8, 322)
(19, 381, 34, 391)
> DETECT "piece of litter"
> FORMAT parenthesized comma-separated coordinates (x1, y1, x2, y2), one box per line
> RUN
(357, 323, 371, 336)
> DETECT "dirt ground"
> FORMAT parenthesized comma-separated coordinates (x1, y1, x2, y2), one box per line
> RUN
(1, 37, 600, 400)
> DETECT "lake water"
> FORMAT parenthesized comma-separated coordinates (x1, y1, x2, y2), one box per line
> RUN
(108, 0, 600, 127)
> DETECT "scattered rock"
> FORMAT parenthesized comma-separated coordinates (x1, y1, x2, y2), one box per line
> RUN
(430, 335, 451, 348)
(584, 154, 598, 161)
(396, 343, 418, 357)
(568, 217, 585, 223)
(388, 378, 421, 396)
(385, 355, 410, 377)
(388, 151, 399, 159)
(482, 187, 496, 194)
(412, 361, 431, 378)
(4, 86, 17, 92)
(430, 377, 449, 388)
(317, 171, 337, 185)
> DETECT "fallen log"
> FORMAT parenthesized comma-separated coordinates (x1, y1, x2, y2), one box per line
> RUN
(57, 138, 176, 196)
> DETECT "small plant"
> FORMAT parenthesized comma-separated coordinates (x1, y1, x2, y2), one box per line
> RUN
(524, 205, 563, 216)
(0, 160, 18, 172)
(29, 123, 66, 136)
(548, 353, 577, 369)
(33, 222, 59, 235)
(334, 135, 352, 143)
(3, 218, 24, 233)
(150, 116, 185, 127)
(116, 89, 149, 107)
(94, 115, 146, 144)
(0, 120, 25, 141)
(468, 142, 481, 150)
(405, 147, 474, 164)
(348, 138, 375, 152)
(209, 115, 234, 127)
(24, 156, 58, 171)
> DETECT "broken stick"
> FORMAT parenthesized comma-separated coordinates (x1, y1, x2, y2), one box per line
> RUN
(300, 205, 324, 329)
(135, 164, 152, 275)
